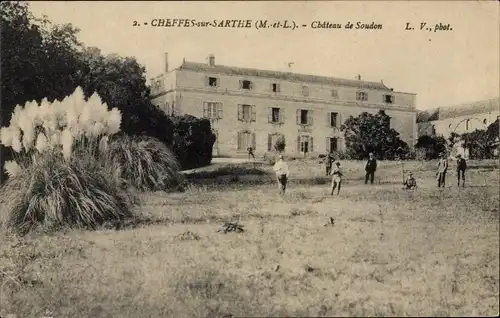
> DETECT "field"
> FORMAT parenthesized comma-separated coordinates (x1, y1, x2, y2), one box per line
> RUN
(1, 159, 499, 317)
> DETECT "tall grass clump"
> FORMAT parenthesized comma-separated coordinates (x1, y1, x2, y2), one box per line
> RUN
(0, 87, 131, 234)
(105, 135, 183, 191)
(0, 149, 132, 234)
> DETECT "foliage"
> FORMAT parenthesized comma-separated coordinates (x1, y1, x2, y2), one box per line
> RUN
(486, 119, 499, 141)
(78, 48, 174, 146)
(274, 135, 286, 153)
(171, 115, 216, 170)
(0, 148, 132, 235)
(447, 132, 461, 150)
(0, 87, 121, 166)
(460, 129, 496, 159)
(0, 2, 175, 183)
(0, 88, 137, 234)
(105, 135, 183, 191)
(340, 110, 410, 160)
(415, 135, 447, 160)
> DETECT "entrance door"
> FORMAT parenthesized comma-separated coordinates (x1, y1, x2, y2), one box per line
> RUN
(212, 130, 219, 157)
(329, 137, 338, 153)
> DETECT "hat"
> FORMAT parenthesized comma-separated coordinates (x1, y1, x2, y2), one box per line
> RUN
(335, 161, 340, 166)
(456, 154, 461, 158)
(369, 152, 374, 156)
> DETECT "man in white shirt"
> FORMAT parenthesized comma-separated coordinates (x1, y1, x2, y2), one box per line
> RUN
(273, 155, 289, 195)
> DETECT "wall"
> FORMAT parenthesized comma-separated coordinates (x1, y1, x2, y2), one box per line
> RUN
(175, 90, 417, 157)
(151, 67, 418, 157)
(430, 110, 500, 138)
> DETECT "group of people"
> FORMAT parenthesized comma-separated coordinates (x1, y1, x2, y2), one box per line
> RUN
(272, 151, 469, 195)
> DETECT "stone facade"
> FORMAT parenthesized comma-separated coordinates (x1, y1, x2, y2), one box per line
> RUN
(417, 98, 500, 158)
(150, 54, 418, 158)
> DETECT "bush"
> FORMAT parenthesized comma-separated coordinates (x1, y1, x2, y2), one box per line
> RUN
(106, 135, 183, 191)
(171, 115, 216, 170)
(415, 135, 447, 160)
(274, 135, 286, 153)
(341, 110, 410, 160)
(0, 87, 138, 234)
(0, 149, 132, 234)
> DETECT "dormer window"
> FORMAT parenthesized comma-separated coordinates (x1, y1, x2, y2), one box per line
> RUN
(208, 77, 218, 87)
(241, 80, 252, 90)
(384, 94, 394, 104)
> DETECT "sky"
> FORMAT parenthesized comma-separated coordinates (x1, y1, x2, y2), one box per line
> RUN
(27, 1, 499, 111)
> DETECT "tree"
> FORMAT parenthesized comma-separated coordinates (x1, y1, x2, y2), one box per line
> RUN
(171, 115, 216, 170)
(274, 135, 286, 153)
(1, 1, 86, 183)
(461, 129, 494, 159)
(415, 135, 447, 159)
(340, 110, 410, 160)
(78, 48, 174, 145)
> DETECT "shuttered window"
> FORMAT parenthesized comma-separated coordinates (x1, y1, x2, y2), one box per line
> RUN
(203, 102, 223, 119)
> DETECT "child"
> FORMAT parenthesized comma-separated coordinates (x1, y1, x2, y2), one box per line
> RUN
(330, 161, 343, 196)
(273, 155, 289, 195)
(403, 172, 417, 190)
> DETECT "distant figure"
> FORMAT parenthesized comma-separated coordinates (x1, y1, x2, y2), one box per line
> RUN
(330, 161, 343, 196)
(324, 154, 334, 176)
(436, 152, 449, 188)
(456, 154, 467, 187)
(273, 154, 289, 195)
(247, 147, 255, 160)
(403, 172, 417, 190)
(365, 152, 377, 184)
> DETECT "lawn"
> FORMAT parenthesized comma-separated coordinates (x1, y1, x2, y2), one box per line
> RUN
(1, 159, 499, 317)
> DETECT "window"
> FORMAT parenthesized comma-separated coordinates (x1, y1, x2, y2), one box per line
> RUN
(208, 77, 218, 87)
(268, 133, 285, 151)
(356, 91, 368, 101)
(237, 131, 255, 151)
(384, 94, 394, 104)
(241, 80, 252, 90)
(203, 102, 222, 119)
(448, 124, 453, 129)
(329, 112, 338, 127)
(268, 107, 282, 124)
(238, 104, 256, 122)
(326, 137, 338, 153)
(483, 118, 487, 125)
(296, 109, 313, 125)
(272, 83, 280, 92)
(297, 135, 313, 153)
(301, 110, 308, 125)
(466, 119, 470, 131)
(165, 102, 175, 116)
(302, 86, 309, 96)
(331, 90, 339, 99)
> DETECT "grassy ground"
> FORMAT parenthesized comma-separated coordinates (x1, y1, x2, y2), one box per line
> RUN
(1, 160, 499, 317)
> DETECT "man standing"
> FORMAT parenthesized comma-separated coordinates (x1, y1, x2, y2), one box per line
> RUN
(365, 152, 377, 184)
(273, 155, 289, 195)
(324, 154, 334, 176)
(436, 152, 449, 188)
(456, 154, 467, 187)
(247, 147, 255, 161)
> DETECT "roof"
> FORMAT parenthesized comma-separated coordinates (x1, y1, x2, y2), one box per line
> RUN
(176, 61, 393, 91)
(425, 97, 500, 121)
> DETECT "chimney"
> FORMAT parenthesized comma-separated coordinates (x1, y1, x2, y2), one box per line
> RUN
(356, 74, 361, 80)
(381, 79, 384, 84)
(164, 52, 169, 73)
(208, 54, 215, 66)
